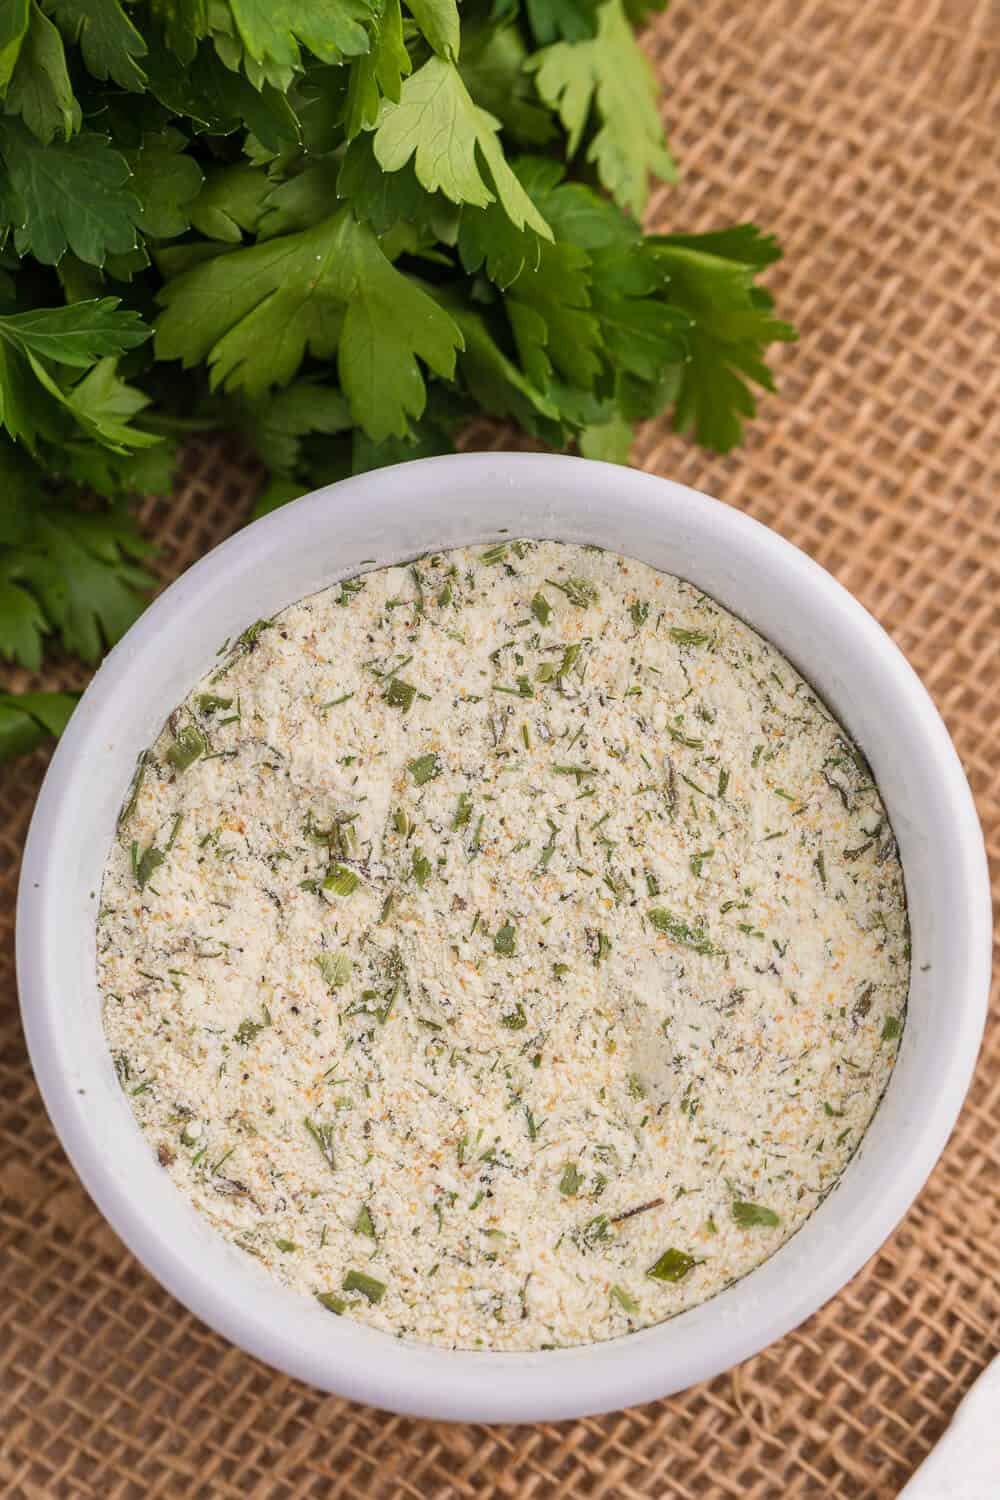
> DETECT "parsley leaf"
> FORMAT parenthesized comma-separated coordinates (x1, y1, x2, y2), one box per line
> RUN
(8, 507, 154, 662)
(651, 227, 797, 451)
(524, 0, 599, 45)
(406, 0, 460, 60)
(0, 690, 77, 761)
(343, 0, 410, 140)
(226, 0, 373, 72)
(374, 55, 552, 238)
(0, 119, 140, 265)
(189, 163, 271, 243)
(3, 1, 79, 142)
(0, 0, 30, 94)
(124, 129, 203, 240)
(156, 206, 462, 439)
(458, 14, 556, 147)
(0, 298, 149, 368)
(528, 0, 677, 217)
(48, 0, 147, 91)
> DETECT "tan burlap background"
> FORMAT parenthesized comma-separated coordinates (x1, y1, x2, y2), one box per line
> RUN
(2, 1, 998, 1495)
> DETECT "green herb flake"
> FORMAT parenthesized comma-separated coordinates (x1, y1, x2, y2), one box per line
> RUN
(610, 1283, 639, 1313)
(324, 865, 360, 897)
(547, 575, 598, 608)
(197, 694, 233, 715)
(408, 752, 441, 785)
(881, 1015, 902, 1041)
(630, 601, 649, 627)
(531, 592, 552, 626)
(131, 840, 165, 891)
(732, 1200, 780, 1228)
(494, 922, 517, 957)
(234, 1006, 271, 1045)
(304, 1116, 336, 1172)
(647, 1248, 698, 1282)
(580, 1214, 611, 1248)
(412, 848, 432, 886)
(385, 678, 417, 712)
(452, 791, 473, 829)
(648, 908, 719, 956)
(316, 952, 352, 988)
(559, 1163, 583, 1197)
(354, 1204, 376, 1239)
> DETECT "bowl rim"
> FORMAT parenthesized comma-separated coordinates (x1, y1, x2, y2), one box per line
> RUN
(16, 453, 992, 1421)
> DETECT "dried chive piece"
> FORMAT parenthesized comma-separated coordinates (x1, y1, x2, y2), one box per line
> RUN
(316, 952, 352, 988)
(495, 675, 534, 698)
(647, 1248, 698, 1282)
(274, 1238, 298, 1253)
(167, 725, 207, 771)
(630, 601, 649, 627)
(717, 767, 730, 798)
(588, 929, 611, 967)
(315, 1292, 346, 1315)
(197, 694, 232, 714)
(385, 678, 417, 712)
(881, 1015, 902, 1041)
(537, 818, 559, 870)
(500, 1001, 527, 1029)
(732, 1201, 780, 1228)
(531, 592, 552, 626)
(480, 542, 509, 565)
(494, 923, 517, 957)
(648, 908, 719, 956)
(304, 1117, 337, 1171)
(814, 849, 827, 888)
(408, 752, 441, 785)
(342, 1269, 386, 1303)
(689, 848, 714, 877)
(552, 763, 598, 784)
(412, 848, 432, 887)
(354, 1205, 376, 1239)
(324, 865, 360, 897)
(559, 1164, 583, 1197)
(669, 627, 711, 645)
(611, 1284, 639, 1313)
(668, 726, 704, 749)
(118, 750, 148, 830)
(452, 792, 473, 829)
(547, 575, 598, 607)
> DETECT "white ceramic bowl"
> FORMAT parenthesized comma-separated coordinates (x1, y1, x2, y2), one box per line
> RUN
(17, 454, 991, 1422)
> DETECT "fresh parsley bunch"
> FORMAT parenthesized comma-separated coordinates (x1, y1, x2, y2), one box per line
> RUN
(0, 0, 795, 761)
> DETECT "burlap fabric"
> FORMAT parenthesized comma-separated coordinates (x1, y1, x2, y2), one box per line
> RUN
(2, 1, 997, 1495)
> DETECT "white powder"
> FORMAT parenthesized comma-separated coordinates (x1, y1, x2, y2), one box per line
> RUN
(99, 540, 907, 1349)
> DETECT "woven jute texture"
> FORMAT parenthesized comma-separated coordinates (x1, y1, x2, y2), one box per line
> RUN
(2, 1, 998, 1495)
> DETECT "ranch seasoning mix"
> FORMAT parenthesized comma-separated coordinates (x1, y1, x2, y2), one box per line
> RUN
(98, 540, 908, 1349)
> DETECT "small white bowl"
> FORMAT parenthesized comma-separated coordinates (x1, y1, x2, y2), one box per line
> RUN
(17, 454, 991, 1422)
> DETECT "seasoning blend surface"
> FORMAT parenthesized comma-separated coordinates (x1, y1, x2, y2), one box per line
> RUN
(99, 540, 908, 1350)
